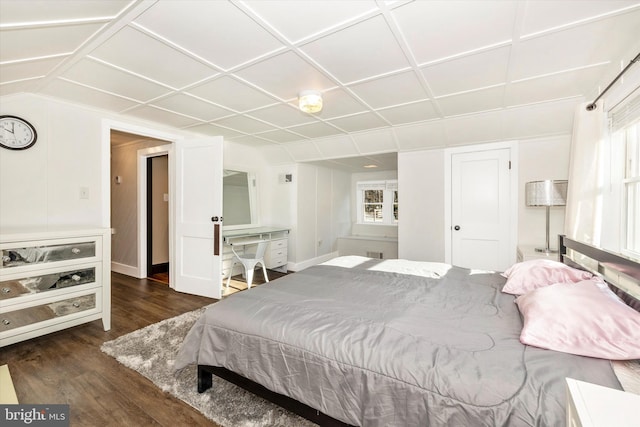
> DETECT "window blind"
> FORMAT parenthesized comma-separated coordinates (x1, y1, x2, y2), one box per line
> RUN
(610, 89, 640, 133)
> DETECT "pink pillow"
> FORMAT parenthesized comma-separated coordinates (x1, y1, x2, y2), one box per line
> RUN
(501, 259, 593, 295)
(515, 280, 640, 360)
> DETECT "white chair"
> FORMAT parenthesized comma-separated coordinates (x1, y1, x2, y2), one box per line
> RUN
(226, 240, 269, 290)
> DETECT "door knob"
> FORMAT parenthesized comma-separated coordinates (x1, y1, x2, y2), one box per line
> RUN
(454, 225, 461, 231)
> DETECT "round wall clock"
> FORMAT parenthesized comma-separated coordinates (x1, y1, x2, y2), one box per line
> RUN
(0, 115, 37, 150)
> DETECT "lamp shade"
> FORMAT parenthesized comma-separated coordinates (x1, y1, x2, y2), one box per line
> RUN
(525, 180, 568, 207)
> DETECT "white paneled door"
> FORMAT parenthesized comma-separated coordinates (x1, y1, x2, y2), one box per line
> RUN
(451, 148, 512, 271)
(173, 137, 223, 299)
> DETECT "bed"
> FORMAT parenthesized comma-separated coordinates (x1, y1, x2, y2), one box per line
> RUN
(174, 235, 640, 426)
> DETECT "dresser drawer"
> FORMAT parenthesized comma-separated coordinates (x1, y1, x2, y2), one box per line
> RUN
(270, 239, 287, 250)
(0, 265, 98, 301)
(0, 291, 98, 333)
(1, 240, 97, 269)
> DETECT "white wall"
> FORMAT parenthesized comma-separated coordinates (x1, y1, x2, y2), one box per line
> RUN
(0, 94, 105, 228)
(398, 149, 445, 261)
(517, 135, 571, 247)
(398, 136, 571, 264)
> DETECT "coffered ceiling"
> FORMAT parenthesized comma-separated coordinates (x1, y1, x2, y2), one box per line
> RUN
(1, 0, 639, 166)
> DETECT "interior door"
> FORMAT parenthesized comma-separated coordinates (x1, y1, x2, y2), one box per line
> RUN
(172, 137, 223, 298)
(451, 148, 512, 271)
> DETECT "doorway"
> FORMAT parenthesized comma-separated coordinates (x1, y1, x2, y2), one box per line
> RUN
(147, 155, 169, 284)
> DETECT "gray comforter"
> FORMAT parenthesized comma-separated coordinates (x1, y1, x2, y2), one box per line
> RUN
(175, 258, 622, 426)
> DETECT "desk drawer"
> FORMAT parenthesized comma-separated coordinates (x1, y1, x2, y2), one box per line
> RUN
(266, 254, 287, 268)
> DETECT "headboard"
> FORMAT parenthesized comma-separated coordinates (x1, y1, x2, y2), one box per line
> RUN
(559, 235, 640, 312)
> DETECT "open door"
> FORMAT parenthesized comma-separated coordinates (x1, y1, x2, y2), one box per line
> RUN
(172, 137, 223, 299)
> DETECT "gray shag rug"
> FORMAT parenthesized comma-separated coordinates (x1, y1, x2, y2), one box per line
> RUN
(100, 306, 316, 427)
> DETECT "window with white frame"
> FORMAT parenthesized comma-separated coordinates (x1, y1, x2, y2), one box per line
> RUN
(611, 94, 640, 257)
(356, 180, 398, 225)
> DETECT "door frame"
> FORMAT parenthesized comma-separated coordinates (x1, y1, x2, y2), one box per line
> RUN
(102, 119, 180, 283)
(444, 141, 519, 267)
(138, 144, 172, 281)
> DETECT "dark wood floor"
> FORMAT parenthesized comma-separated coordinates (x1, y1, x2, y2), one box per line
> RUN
(1, 272, 242, 426)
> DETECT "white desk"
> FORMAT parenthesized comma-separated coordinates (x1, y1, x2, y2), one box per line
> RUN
(223, 227, 289, 275)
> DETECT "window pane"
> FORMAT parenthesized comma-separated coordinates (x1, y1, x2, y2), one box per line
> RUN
(364, 204, 383, 222)
(393, 190, 398, 221)
(364, 189, 383, 203)
(626, 182, 640, 253)
(626, 122, 639, 179)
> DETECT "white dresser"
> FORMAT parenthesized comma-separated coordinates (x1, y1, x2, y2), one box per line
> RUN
(0, 227, 111, 347)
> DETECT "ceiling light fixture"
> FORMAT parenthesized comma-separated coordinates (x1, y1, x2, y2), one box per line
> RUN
(298, 90, 323, 113)
(363, 164, 378, 168)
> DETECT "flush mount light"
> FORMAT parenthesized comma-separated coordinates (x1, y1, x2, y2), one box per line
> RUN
(298, 90, 323, 113)
(363, 164, 378, 168)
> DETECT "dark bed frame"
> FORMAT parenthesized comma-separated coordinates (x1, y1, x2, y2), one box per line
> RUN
(197, 235, 640, 426)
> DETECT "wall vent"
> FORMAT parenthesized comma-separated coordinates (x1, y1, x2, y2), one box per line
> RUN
(366, 251, 383, 259)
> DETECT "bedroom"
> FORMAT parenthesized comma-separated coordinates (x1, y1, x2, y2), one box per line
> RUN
(1, 0, 640, 426)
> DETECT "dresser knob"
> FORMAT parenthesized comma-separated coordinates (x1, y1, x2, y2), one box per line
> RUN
(1, 287, 10, 294)
(72, 274, 81, 281)
(2, 319, 10, 326)
(72, 302, 80, 308)
(71, 248, 81, 254)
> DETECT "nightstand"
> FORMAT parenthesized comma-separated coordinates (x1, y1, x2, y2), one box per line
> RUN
(566, 378, 640, 427)
(516, 244, 560, 262)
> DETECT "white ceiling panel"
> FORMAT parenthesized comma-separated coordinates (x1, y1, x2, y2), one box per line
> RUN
(352, 129, 398, 154)
(349, 70, 428, 108)
(421, 46, 511, 97)
(0, 23, 105, 62)
(185, 123, 244, 139)
(186, 76, 278, 112)
(288, 121, 346, 139)
(505, 66, 606, 107)
(1, 0, 638, 162)
(89, 26, 217, 89)
(0, 0, 131, 25)
(378, 101, 439, 125)
(520, 1, 640, 36)
(314, 136, 360, 159)
(393, 120, 447, 151)
(213, 115, 277, 134)
(133, 1, 284, 70)
(124, 105, 201, 128)
(284, 140, 323, 161)
(252, 129, 307, 143)
(502, 99, 577, 139)
(235, 51, 336, 100)
(40, 79, 138, 112)
(151, 94, 233, 121)
(327, 112, 389, 133)
(512, 10, 640, 80)
(313, 89, 369, 119)
(247, 104, 319, 128)
(392, 0, 518, 64)
(436, 85, 505, 117)
(61, 59, 171, 102)
(0, 56, 67, 83)
(243, 0, 378, 43)
(301, 15, 410, 83)
(443, 110, 505, 145)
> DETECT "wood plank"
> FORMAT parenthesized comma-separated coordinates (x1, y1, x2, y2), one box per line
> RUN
(0, 272, 223, 427)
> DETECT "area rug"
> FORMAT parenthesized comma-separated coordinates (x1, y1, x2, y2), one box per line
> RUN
(100, 306, 315, 427)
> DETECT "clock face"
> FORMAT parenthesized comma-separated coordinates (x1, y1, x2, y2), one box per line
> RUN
(0, 115, 37, 150)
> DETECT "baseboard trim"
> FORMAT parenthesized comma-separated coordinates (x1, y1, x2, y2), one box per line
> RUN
(111, 262, 141, 278)
(287, 251, 338, 272)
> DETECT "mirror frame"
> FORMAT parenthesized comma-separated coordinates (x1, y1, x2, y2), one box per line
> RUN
(222, 167, 259, 230)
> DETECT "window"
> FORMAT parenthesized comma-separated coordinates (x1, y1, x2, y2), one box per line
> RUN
(611, 94, 640, 257)
(357, 180, 398, 225)
(623, 121, 639, 255)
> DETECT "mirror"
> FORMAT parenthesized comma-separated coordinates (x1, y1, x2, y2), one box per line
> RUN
(223, 169, 257, 227)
